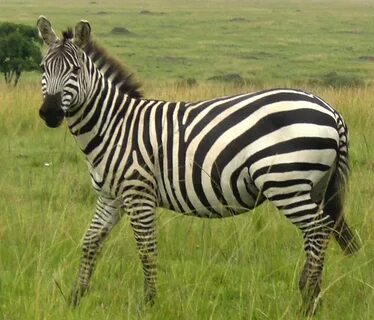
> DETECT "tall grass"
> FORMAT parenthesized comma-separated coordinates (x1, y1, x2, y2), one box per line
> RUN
(0, 81, 373, 319)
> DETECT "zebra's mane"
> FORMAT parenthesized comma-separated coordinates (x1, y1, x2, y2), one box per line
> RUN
(62, 28, 74, 43)
(83, 41, 143, 98)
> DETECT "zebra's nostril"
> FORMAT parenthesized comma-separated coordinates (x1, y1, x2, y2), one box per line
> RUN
(39, 108, 46, 120)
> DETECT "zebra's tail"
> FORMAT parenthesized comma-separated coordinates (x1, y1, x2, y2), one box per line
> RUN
(324, 114, 360, 255)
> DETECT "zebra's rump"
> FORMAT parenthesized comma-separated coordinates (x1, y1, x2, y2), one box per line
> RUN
(155, 89, 340, 217)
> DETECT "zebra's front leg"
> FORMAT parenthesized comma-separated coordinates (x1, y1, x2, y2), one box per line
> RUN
(128, 202, 157, 305)
(69, 195, 121, 307)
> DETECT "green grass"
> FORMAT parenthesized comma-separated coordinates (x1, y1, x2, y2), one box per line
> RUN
(0, 83, 373, 320)
(1, 0, 374, 319)
(2, 0, 374, 86)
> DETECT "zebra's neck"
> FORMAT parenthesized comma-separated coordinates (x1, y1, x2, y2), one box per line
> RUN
(66, 60, 135, 165)
(83, 41, 142, 98)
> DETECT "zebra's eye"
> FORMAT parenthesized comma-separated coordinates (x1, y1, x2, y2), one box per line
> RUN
(72, 65, 80, 74)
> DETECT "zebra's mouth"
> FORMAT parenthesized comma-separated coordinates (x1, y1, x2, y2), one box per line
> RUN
(44, 117, 64, 128)
(40, 109, 64, 128)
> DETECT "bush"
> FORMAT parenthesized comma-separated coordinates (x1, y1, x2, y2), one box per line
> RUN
(0, 22, 42, 86)
(207, 73, 246, 86)
(110, 27, 133, 35)
(309, 71, 365, 88)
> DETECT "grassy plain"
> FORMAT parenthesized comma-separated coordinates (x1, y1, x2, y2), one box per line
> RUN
(0, 0, 373, 319)
(2, 0, 374, 86)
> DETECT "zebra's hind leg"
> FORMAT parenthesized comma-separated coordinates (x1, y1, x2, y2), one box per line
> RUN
(69, 196, 121, 307)
(266, 187, 334, 315)
(298, 214, 333, 316)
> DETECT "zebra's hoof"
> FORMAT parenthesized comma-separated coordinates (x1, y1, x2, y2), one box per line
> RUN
(301, 297, 322, 317)
(68, 286, 88, 308)
(144, 292, 156, 306)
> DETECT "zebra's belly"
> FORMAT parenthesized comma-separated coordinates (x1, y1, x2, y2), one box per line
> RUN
(164, 201, 253, 218)
(158, 177, 264, 218)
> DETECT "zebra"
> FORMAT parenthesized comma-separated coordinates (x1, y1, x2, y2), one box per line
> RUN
(37, 16, 359, 315)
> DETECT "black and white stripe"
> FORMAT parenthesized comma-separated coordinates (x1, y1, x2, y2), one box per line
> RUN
(37, 18, 359, 315)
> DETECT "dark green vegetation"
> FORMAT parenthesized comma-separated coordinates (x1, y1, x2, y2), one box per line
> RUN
(0, 1, 373, 319)
(0, 22, 42, 86)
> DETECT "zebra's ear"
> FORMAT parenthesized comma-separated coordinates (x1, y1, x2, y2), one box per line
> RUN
(74, 20, 91, 48)
(37, 16, 58, 46)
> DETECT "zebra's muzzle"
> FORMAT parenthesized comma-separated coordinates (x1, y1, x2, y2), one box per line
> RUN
(39, 92, 65, 128)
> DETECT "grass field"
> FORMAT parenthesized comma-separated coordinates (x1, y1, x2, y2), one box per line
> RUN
(2, 0, 374, 86)
(0, 1, 373, 319)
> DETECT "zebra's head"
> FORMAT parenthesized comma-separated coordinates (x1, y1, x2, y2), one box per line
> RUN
(37, 16, 91, 128)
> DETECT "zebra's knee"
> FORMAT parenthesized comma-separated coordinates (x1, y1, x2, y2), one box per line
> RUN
(83, 225, 110, 249)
